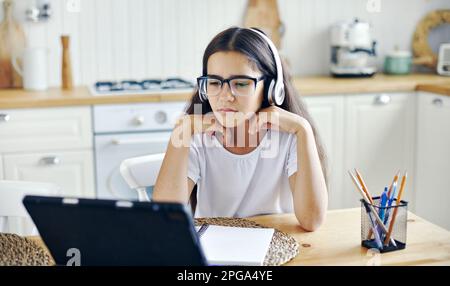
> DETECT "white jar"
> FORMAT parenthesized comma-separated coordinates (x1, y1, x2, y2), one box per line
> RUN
(12, 47, 48, 91)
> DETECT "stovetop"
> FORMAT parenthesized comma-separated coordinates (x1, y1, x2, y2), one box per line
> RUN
(90, 77, 195, 96)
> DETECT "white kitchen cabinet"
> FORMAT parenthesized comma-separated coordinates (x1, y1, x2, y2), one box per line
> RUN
(0, 106, 92, 153)
(3, 150, 95, 198)
(0, 106, 94, 199)
(303, 95, 345, 209)
(343, 93, 416, 208)
(415, 92, 450, 230)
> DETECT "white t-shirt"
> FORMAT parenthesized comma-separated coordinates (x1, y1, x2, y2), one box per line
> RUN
(188, 129, 297, 218)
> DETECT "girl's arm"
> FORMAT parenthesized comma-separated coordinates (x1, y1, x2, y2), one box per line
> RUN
(153, 113, 219, 203)
(255, 106, 328, 231)
(152, 132, 195, 203)
(289, 119, 328, 231)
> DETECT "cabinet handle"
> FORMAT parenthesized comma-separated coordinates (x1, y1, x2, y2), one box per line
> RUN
(432, 98, 443, 107)
(39, 156, 61, 165)
(374, 94, 391, 105)
(0, 113, 10, 122)
(133, 115, 145, 126)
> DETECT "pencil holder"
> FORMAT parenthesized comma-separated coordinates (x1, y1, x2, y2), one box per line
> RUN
(360, 197, 408, 253)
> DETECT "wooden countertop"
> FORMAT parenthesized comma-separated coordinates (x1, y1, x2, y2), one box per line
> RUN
(26, 208, 450, 266)
(416, 83, 450, 96)
(1, 73, 450, 109)
(293, 73, 450, 95)
(0, 86, 192, 109)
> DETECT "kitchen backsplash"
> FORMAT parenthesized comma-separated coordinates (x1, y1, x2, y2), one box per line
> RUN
(3, 0, 450, 86)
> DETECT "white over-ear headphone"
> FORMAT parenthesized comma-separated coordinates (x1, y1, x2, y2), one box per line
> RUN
(198, 28, 285, 106)
(249, 28, 285, 106)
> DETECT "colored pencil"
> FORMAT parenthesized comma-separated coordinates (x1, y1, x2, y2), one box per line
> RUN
(355, 169, 374, 204)
(384, 172, 407, 246)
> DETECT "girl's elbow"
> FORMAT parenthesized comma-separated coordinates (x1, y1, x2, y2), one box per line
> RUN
(298, 219, 322, 232)
(295, 211, 326, 232)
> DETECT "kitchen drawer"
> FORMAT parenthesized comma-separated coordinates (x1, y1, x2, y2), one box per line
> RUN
(3, 150, 95, 198)
(93, 102, 186, 133)
(0, 106, 92, 153)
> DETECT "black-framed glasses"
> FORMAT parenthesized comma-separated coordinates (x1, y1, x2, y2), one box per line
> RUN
(197, 75, 265, 97)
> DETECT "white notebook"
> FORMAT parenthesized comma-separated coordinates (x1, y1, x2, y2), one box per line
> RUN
(195, 225, 274, 266)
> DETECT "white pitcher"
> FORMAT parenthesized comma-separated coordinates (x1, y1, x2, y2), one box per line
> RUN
(12, 47, 48, 91)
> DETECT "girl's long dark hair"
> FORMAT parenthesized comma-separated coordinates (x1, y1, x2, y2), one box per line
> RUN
(186, 27, 328, 209)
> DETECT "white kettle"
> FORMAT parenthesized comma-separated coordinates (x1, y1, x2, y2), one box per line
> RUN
(12, 47, 48, 91)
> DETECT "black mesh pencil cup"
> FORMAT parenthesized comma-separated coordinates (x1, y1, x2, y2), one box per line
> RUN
(361, 197, 408, 253)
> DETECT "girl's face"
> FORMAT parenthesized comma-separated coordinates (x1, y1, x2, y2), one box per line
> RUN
(206, 51, 264, 128)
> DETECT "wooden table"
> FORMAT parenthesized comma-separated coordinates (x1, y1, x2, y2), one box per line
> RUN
(248, 209, 450, 266)
(28, 208, 450, 266)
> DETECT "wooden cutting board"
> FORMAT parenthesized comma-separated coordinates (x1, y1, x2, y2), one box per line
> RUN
(0, 0, 26, 88)
(243, 0, 284, 49)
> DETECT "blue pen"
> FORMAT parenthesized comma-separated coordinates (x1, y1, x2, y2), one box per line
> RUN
(384, 181, 397, 225)
(379, 187, 388, 221)
(375, 187, 388, 239)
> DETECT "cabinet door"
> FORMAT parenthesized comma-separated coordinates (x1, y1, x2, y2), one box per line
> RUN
(303, 95, 345, 209)
(415, 92, 450, 230)
(0, 106, 92, 153)
(4, 150, 95, 198)
(344, 93, 416, 208)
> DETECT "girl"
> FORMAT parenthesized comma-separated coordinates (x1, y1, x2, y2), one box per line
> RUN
(153, 27, 328, 231)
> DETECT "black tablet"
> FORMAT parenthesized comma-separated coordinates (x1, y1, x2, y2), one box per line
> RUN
(23, 195, 207, 266)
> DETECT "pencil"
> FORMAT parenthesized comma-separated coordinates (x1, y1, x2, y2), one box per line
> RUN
(354, 168, 376, 239)
(387, 171, 400, 198)
(384, 172, 407, 246)
(348, 171, 397, 247)
(355, 169, 374, 204)
(352, 170, 380, 243)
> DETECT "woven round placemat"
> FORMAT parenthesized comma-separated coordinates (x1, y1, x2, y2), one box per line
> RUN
(195, 217, 299, 266)
(0, 233, 53, 266)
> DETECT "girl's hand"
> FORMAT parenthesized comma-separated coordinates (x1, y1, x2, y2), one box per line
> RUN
(174, 112, 224, 137)
(250, 106, 313, 136)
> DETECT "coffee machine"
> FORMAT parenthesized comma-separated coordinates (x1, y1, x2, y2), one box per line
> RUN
(330, 18, 377, 77)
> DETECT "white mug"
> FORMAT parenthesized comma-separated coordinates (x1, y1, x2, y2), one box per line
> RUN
(12, 47, 48, 91)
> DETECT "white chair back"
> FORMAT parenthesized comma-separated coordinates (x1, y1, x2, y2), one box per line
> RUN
(0, 180, 60, 236)
(120, 153, 165, 202)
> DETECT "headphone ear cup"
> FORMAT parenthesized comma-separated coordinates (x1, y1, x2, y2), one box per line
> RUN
(266, 79, 276, 106)
(200, 91, 206, 102)
(273, 84, 285, 106)
(198, 83, 207, 102)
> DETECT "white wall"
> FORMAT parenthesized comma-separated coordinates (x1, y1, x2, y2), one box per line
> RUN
(4, 0, 450, 86)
